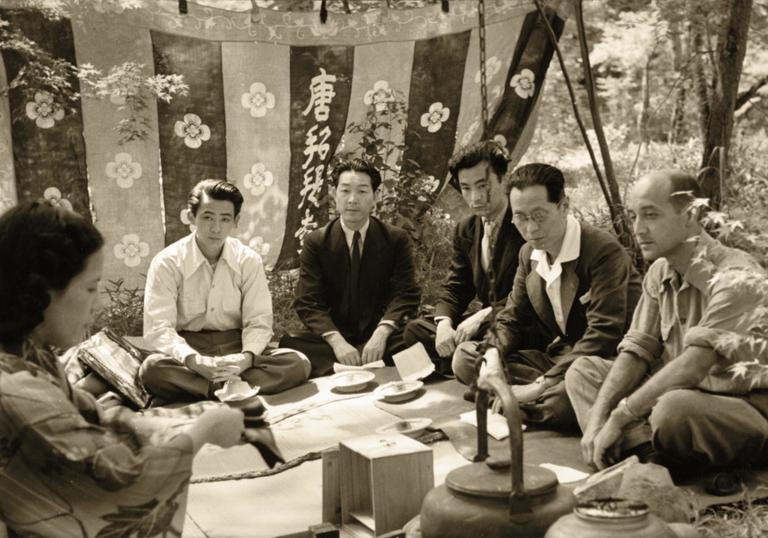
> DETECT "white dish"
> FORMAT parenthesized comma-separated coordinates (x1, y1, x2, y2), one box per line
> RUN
(330, 370, 375, 392)
(373, 380, 424, 403)
(376, 417, 433, 438)
(214, 378, 260, 402)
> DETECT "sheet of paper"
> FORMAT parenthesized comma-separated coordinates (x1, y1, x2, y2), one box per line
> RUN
(459, 410, 525, 440)
(539, 463, 590, 483)
(332, 360, 385, 374)
(392, 342, 435, 381)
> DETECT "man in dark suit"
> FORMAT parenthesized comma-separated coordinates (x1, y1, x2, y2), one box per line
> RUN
(279, 159, 421, 378)
(403, 141, 527, 373)
(468, 163, 642, 429)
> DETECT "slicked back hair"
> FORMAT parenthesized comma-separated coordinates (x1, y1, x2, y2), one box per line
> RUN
(448, 140, 509, 185)
(331, 158, 382, 191)
(187, 179, 244, 217)
(507, 163, 566, 203)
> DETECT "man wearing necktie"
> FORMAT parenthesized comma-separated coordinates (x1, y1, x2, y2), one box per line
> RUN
(461, 163, 643, 429)
(403, 141, 527, 374)
(280, 159, 421, 377)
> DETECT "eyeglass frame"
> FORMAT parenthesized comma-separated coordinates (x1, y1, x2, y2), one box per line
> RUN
(510, 198, 566, 226)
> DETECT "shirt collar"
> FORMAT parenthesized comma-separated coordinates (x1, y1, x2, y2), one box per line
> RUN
(340, 217, 370, 246)
(183, 233, 241, 276)
(530, 214, 582, 266)
(659, 231, 716, 293)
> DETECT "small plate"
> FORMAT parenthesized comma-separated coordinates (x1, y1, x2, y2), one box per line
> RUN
(376, 417, 433, 438)
(214, 379, 261, 402)
(373, 380, 424, 403)
(330, 370, 375, 393)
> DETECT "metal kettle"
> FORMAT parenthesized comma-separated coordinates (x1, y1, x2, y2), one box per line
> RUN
(419, 374, 576, 537)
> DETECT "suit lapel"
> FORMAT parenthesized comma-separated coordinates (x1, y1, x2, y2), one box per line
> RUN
(329, 219, 350, 267)
(470, 216, 484, 291)
(526, 259, 560, 335)
(492, 207, 515, 276)
(360, 218, 384, 293)
(560, 261, 580, 328)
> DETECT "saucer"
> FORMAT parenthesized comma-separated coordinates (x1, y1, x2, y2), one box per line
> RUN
(376, 417, 433, 438)
(330, 370, 375, 393)
(373, 380, 424, 403)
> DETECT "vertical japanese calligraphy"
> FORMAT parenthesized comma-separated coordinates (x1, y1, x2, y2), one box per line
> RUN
(277, 46, 353, 269)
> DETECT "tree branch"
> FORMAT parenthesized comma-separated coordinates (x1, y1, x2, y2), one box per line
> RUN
(735, 75, 768, 110)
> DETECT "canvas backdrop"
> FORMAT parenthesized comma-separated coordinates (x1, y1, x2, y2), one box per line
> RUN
(0, 0, 565, 288)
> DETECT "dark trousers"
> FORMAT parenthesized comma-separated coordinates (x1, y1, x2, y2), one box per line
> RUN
(452, 340, 578, 431)
(402, 317, 493, 376)
(139, 329, 310, 403)
(278, 326, 410, 378)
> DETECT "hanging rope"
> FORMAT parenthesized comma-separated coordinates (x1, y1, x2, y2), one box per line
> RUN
(478, 0, 489, 138)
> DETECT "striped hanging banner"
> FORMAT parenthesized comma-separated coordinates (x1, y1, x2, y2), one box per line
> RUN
(0, 8, 90, 218)
(0, 0, 567, 283)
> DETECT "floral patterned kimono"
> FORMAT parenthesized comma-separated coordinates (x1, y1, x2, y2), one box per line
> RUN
(0, 342, 195, 537)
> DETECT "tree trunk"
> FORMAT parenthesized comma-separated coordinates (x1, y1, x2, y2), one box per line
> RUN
(668, 19, 688, 145)
(698, 0, 752, 209)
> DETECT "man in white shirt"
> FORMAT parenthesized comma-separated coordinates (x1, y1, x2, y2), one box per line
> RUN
(140, 179, 310, 403)
(458, 163, 641, 428)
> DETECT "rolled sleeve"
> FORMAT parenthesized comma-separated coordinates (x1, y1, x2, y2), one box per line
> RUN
(240, 254, 274, 356)
(616, 269, 663, 368)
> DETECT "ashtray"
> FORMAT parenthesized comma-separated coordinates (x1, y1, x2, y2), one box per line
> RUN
(373, 380, 424, 403)
(214, 378, 260, 402)
(330, 370, 375, 393)
(376, 417, 433, 438)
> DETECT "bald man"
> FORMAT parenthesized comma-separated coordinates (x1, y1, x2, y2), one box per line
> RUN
(562, 170, 768, 477)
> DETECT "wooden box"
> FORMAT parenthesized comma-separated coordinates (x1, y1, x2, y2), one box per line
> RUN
(338, 434, 433, 537)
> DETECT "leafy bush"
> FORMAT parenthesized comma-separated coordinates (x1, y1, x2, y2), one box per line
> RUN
(90, 278, 144, 337)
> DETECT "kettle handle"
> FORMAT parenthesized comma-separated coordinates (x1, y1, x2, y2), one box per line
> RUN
(475, 373, 526, 502)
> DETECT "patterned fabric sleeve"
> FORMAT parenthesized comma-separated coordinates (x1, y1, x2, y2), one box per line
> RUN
(1, 367, 194, 491)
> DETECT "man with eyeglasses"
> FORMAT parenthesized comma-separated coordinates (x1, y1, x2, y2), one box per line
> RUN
(455, 163, 642, 429)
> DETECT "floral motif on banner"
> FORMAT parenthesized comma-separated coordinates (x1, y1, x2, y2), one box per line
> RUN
(243, 163, 274, 196)
(493, 134, 507, 147)
(114, 234, 150, 268)
(241, 82, 276, 118)
(474, 56, 502, 84)
(248, 236, 271, 258)
(43, 187, 73, 210)
(363, 80, 395, 112)
(424, 175, 440, 193)
(174, 113, 211, 149)
(105, 153, 142, 189)
(510, 68, 536, 99)
(25, 91, 65, 129)
(420, 102, 450, 133)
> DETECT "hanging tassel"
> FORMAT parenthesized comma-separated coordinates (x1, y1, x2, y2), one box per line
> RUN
(441, 0, 449, 13)
(320, 0, 328, 23)
(178, 0, 188, 15)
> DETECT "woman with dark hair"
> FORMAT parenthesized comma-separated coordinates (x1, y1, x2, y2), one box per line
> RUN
(0, 201, 244, 537)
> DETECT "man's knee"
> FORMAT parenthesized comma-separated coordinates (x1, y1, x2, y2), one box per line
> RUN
(452, 341, 480, 385)
(649, 389, 700, 437)
(563, 355, 601, 398)
(403, 319, 431, 346)
(139, 353, 173, 392)
(272, 348, 312, 381)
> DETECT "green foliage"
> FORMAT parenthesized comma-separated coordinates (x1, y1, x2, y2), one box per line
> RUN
(337, 88, 440, 234)
(90, 278, 144, 337)
(1, 8, 187, 145)
(78, 61, 189, 144)
(268, 268, 303, 338)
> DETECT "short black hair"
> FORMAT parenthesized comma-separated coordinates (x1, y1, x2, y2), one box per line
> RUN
(507, 163, 566, 203)
(0, 201, 104, 348)
(331, 158, 382, 191)
(188, 179, 244, 217)
(448, 140, 509, 185)
(664, 171, 704, 214)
